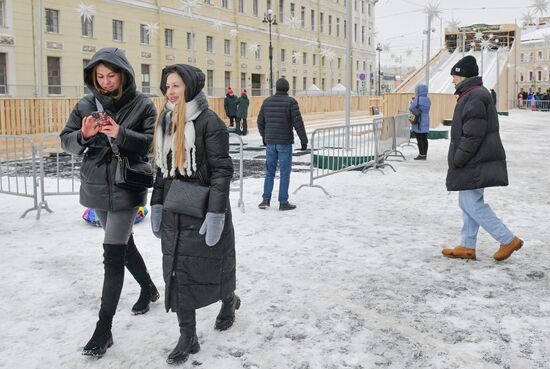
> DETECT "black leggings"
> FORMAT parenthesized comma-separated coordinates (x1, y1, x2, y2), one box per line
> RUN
(415, 133, 428, 156)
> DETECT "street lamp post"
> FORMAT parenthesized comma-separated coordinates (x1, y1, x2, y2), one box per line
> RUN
(263, 9, 277, 95)
(376, 43, 383, 96)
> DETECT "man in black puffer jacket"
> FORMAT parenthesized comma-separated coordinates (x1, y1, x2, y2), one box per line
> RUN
(442, 55, 523, 262)
(257, 78, 308, 211)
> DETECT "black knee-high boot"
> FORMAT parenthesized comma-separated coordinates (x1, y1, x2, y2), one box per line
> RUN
(166, 309, 200, 365)
(82, 244, 126, 357)
(215, 292, 241, 331)
(125, 235, 159, 314)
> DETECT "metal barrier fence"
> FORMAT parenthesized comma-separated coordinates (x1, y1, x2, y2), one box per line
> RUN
(1, 132, 246, 219)
(294, 122, 378, 196)
(366, 117, 396, 174)
(515, 99, 550, 111)
(0, 135, 40, 218)
(384, 113, 415, 160)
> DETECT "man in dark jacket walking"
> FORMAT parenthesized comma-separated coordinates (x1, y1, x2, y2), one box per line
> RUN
(442, 55, 523, 261)
(257, 78, 308, 211)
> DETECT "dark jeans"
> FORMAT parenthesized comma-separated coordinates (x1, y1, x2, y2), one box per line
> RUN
(262, 144, 292, 204)
(415, 133, 428, 156)
(229, 116, 236, 127)
(236, 118, 247, 135)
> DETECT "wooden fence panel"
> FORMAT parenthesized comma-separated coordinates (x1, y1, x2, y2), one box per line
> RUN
(383, 93, 456, 128)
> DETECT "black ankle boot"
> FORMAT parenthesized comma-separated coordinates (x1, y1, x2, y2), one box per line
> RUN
(215, 293, 241, 331)
(83, 244, 125, 357)
(167, 310, 200, 365)
(132, 282, 160, 315)
(82, 319, 113, 357)
(126, 235, 160, 315)
(258, 198, 270, 209)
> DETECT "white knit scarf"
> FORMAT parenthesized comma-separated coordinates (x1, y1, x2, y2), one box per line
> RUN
(155, 96, 204, 177)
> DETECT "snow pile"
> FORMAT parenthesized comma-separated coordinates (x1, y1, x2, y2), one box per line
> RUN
(1, 110, 549, 368)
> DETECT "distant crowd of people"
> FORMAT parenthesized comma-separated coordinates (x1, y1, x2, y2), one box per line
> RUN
(517, 88, 550, 111)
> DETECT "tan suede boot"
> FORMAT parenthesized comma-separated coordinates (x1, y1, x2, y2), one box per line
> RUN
(493, 236, 523, 261)
(442, 246, 476, 260)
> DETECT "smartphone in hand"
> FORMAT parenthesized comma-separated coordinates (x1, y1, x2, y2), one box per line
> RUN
(91, 111, 110, 127)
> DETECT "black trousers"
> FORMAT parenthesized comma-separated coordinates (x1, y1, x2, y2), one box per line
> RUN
(415, 133, 428, 156)
(236, 118, 247, 135)
(229, 116, 236, 126)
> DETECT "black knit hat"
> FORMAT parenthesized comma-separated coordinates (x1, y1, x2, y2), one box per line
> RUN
(275, 78, 290, 92)
(450, 55, 479, 78)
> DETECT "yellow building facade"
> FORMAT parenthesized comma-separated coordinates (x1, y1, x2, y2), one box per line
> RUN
(0, 0, 377, 97)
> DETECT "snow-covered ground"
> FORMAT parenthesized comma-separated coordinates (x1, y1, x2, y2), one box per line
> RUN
(1, 110, 549, 369)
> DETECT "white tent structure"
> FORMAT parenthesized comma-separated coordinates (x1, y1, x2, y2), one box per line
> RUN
(331, 83, 347, 95)
(297, 84, 324, 96)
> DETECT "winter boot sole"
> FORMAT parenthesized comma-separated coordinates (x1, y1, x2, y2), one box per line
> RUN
(166, 341, 200, 365)
(132, 289, 161, 315)
(82, 335, 113, 358)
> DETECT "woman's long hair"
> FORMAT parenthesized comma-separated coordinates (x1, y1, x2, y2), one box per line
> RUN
(92, 62, 125, 100)
(153, 89, 187, 175)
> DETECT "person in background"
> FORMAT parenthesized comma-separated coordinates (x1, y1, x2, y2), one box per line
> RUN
(409, 84, 431, 160)
(490, 88, 497, 106)
(60, 48, 159, 358)
(442, 55, 523, 262)
(223, 87, 238, 127)
(517, 88, 524, 108)
(257, 78, 308, 211)
(236, 89, 249, 135)
(150, 64, 239, 365)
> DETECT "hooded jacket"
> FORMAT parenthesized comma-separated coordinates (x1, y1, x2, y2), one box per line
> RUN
(409, 84, 431, 134)
(60, 48, 157, 211)
(446, 76, 508, 191)
(224, 94, 239, 117)
(151, 64, 236, 311)
(236, 94, 249, 119)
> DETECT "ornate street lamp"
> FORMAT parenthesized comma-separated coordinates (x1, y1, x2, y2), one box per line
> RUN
(376, 43, 383, 96)
(263, 9, 277, 95)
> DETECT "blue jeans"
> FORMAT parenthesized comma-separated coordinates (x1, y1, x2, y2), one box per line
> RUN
(458, 189, 514, 249)
(262, 144, 292, 203)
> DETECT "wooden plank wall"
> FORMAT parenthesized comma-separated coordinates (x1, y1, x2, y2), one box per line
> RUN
(383, 93, 456, 128)
(0, 96, 384, 135)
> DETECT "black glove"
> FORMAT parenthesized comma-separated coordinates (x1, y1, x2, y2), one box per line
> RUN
(300, 143, 308, 151)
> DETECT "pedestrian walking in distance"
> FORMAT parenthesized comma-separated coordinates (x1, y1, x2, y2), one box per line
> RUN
(224, 87, 238, 127)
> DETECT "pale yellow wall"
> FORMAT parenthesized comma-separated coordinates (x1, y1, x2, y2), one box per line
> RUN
(6, 0, 377, 97)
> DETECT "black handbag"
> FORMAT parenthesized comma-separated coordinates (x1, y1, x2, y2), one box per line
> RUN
(164, 179, 210, 218)
(114, 154, 154, 191)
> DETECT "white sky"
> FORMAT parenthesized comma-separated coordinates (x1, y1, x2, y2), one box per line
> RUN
(376, 0, 542, 67)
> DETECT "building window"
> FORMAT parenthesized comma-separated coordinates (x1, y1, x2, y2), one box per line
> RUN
(267, 0, 272, 11)
(140, 24, 150, 44)
(206, 36, 213, 52)
(529, 71, 533, 81)
(302, 52, 307, 64)
(204, 0, 211, 3)
(255, 45, 261, 59)
(292, 76, 297, 94)
(362, 26, 365, 43)
(520, 73, 524, 82)
(322, 78, 325, 90)
(239, 0, 244, 13)
(225, 71, 231, 89)
(322, 56, 325, 66)
(81, 16, 94, 37)
(253, 0, 258, 16)
(320, 12, 324, 33)
(241, 72, 246, 89)
(290, 2, 295, 17)
(338, 58, 341, 69)
(224, 39, 231, 55)
(313, 77, 317, 85)
(112, 20, 124, 41)
(83, 59, 91, 94)
(344, 20, 347, 38)
(222, 0, 229, 8)
(0, 52, 6, 94)
(207, 70, 214, 95)
(303, 77, 307, 90)
(362, 0, 365, 14)
(187, 32, 195, 50)
(336, 18, 340, 37)
(313, 54, 317, 66)
(0, 0, 5, 27)
(310, 10, 315, 31)
(538, 50, 543, 61)
(141, 64, 150, 93)
(47, 56, 61, 95)
(279, 0, 284, 20)
(45, 9, 59, 33)
(328, 15, 332, 35)
(368, 2, 371, 16)
(356, 60, 359, 70)
(240, 42, 247, 57)
(538, 70, 542, 81)
(165, 29, 174, 48)
(281, 48, 286, 62)
(300, 6, 305, 28)
(368, 36, 371, 46)
(354, 23, 357, 42)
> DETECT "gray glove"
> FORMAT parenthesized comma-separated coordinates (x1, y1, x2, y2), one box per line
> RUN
(199, 212, 225, 247)
(151, 204, 163, 239)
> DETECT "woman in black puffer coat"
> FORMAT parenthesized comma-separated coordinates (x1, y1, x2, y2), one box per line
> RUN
(60, 47, 159, 358)
(149, 64, 238, 365)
